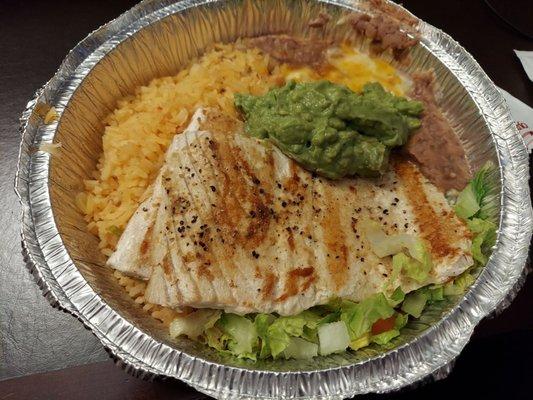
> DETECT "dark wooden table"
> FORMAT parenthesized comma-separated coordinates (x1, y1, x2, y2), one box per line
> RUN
(1, 0, 531, 399)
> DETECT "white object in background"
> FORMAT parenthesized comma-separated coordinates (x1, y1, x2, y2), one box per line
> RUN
(514, 50, 533, 82)
(500, 88, 533, 152)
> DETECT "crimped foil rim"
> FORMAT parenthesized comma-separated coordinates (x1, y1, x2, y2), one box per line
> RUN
(15, 0, 532, 398)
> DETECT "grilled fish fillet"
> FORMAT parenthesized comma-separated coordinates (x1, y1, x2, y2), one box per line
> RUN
(108, 108, 473, 316)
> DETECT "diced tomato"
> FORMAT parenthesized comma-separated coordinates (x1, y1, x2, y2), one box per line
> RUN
(371, 316, 396, 335)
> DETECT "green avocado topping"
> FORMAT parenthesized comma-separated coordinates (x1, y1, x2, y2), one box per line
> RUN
(235, 80, 423, 179)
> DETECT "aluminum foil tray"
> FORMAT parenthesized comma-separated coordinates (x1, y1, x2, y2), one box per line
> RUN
(16, 0, 532, 398)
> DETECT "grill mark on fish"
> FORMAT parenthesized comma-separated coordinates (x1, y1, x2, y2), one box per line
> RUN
(301, 271, 316, 293)
(207, 137, 248, 245)
(287, 227, 295, 251)
(166, 186, 206, 300)
(161, 251, 172, 275)
(153, 194, 183, 305)
(208, 135, 256, 305)
(257, 144, 276, 202)
(394, 160, 457, 259)
(276, 267, 315, 302)
(161, 250, 184, 304)
(305, 171, 318, 292)
(223, 137, 272, 248)
(169, 139, 219, 303)
(266, 151, 275, 170)
(194, 132, 241, 304)
(210, 135, 277, 306)
(158, 194, 179, 284)
(165, 197, 195, 301)
(180, 134, 219, 293)
(262, 272, 277, 300)
(197, 262, 214, 280)
(302, 166, 321, 291)
(275, 160, 308, 295)
(164, 186, 201, 302)
(309, 169, 326, 290)
(263, 148, 277, 239)
(182, 133, 222, 265)
(140, 225, 153, 256)
(160, 215, 183, 297)
(290, 166, 317, 297)
(321, 182, 349, 289)
(285, 162, 301, 193)
(181, 131, 236, 303)
(272, 152, 298, 302)
(232, 142, 270, 248)
(214, 132, 278, 304)
(258, 144, 283, 299)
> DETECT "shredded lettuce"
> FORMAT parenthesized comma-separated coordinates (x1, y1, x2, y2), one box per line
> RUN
(444, 270, 476, 296)
(169, 309, 221, 340)
(455, 162, 498, 266)
(391, 250, 432, 284)
(468, 218, 497, 265)
(400, 284, 447, 318)
(299, 309, 322, 329)
(204, 325, 229, 352)
(302, 327, 318, 344)
(454, 183, 479, 219)
(318, 308, 341, 325)
(388, 287, 405, 307)
(429, 285, 444, 301)
(390, 245, 432, 284)
(371, 329, 400, 345)
(218, 313, 258, 359)
(408, 239, 433, 276)
(255, 313, 275, 359)
(455, 161, 499, 222)
(340, 293, 395, 340)
(361, 219, 433, 284)
(401, 291, 428, 318)
(299, 310, 322, 343)
(267, 315, 306, 358)
(394, 313, 409, 330)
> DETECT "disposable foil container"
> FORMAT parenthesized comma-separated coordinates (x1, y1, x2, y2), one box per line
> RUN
(16, 0, 532, 398)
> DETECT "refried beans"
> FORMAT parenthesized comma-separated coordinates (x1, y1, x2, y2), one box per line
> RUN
(245, 35, 330, 67)
(347, 13, 418, 61)
(405, 72, 471, 191)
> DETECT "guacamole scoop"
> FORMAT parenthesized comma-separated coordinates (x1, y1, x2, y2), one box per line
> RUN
(235, 80, 423, 179)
